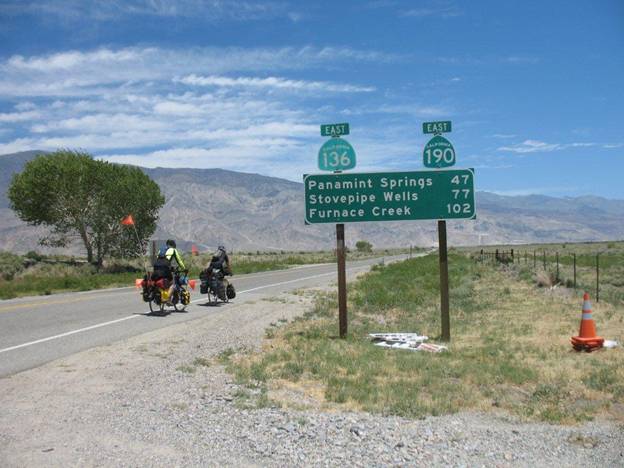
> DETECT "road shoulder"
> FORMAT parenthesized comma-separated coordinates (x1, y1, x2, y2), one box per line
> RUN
(0, 287, 622, 467)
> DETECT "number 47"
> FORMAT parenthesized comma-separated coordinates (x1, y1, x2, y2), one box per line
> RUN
(451, 174, 470, 184)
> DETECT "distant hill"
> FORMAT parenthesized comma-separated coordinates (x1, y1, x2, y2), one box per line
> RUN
(1, 150, 623, 255)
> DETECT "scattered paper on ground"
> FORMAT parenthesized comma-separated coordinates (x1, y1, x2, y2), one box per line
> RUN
(369, 332, 447, 353)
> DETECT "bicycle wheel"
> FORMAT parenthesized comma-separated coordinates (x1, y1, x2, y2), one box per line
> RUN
(208, 289, 218, 304)
(173, 288, 187, 312)
(149, 299, 165, 314)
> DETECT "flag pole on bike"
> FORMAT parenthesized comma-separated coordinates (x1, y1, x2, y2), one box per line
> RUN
(121, 214, 149, 276)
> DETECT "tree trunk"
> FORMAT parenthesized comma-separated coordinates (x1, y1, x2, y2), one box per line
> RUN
(78, 226, 93, 264)
(95, 236, 104, 270)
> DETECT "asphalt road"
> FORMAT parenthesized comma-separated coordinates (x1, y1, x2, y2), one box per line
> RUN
(0, 255, 408, 377)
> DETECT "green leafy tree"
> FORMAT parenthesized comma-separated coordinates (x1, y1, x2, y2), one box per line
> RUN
(355, 240, 373, 253)
(8, 150, 165, 265)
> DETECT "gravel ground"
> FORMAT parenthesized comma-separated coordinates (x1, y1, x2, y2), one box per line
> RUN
(1, 288, 622, 467)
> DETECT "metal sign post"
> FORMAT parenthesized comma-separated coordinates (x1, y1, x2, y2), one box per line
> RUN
(336, 223, 347, 338)
(319, 123, 355, 339)
(423, 120, 455, 342)
(438, 220, 450, 341)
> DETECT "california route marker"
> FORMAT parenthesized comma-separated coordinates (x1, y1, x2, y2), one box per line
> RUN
(318, 138, 356, 172)
(423, 135, 456, 168)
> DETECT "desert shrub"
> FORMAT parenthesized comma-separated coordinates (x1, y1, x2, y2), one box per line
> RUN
(102, 261, 142, 274)
(535, 270, 557, 288)
(355, 240, 373, 253)
(24, 250, 44, 262)
(0, 252, 24, 280)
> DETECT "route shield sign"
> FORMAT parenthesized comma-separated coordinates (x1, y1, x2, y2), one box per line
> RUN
(304, 169, 475, 224)
(423, 135, 456, 168)
(321, 122, 349, 137)
(423, 121, 452, 134)
(318, 138, 356, 171)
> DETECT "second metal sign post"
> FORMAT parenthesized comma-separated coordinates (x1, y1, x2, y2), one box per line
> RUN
(318, 122, 355, 338)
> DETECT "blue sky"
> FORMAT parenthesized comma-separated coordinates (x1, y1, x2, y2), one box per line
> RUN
(0, 0, 622, 198)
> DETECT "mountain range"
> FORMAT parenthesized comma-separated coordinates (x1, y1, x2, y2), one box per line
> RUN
(1, 151, 623, 255)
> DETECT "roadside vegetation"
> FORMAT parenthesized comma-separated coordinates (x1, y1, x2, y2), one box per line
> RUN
(468, 240, 624, 305)
(222, 250, 624, 423)
(0, 247, 416, 299)
(8, 150, 164, 266)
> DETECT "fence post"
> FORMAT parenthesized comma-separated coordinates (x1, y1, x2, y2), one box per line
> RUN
(556, 252, 559, 283)
(533, 250, 536, 269)
(596, 253, 600, 303)
(573, 253, 576, 290)
(511, 248, 514, 262)
(525, 251, 527, 264)
(543, 251, 546, 270)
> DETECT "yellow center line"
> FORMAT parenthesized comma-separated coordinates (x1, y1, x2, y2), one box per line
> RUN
(0, 292, 134, 313)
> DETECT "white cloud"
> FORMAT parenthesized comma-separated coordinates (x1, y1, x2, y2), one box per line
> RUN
(0, 0, 294, 22)
(0, 138, 36, 154)
(0, 110, 41, 122)
(0, 46, 390, 98)
(100, 142, 315, 176)
(153, 101, 205, 116)
(0, 45, 432, 182)
(400, 3, 462, 18)
(30, 113, 168, 134)
(176, 74, 375, 93)
(7, 48, 142, 71)
(14, 101, 38, 111)
(503, 56, 540, 65)
(488, 186, 576, 196)
(497, 139, 624, 154)
(340, 103, 451, 117)
(498, 140, 567, 153)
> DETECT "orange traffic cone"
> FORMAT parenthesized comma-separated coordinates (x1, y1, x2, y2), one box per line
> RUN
(571, 292, 604, 352)
(191, 245, 199, 256)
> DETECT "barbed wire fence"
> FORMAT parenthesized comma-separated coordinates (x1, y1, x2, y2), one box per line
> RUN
(477, 248, 603, 302)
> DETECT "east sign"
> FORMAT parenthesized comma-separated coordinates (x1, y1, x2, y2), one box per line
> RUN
(422, 121, 452, 134)
(320, 122, 350, 137)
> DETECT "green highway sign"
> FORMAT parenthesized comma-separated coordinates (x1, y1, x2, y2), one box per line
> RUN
(423, 121, 452, 134)
(321, 122, 350, 137)
(304, 169, 475, 224)
(423, 135, 456, 168)
(318, 138, 356, 171)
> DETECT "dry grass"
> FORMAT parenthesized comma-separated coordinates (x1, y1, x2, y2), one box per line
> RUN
(225, 253, 624, 423)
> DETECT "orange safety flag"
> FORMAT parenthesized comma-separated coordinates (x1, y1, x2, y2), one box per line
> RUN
(121, 214, 135, 226)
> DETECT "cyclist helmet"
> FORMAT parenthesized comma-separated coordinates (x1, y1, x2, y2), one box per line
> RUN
(166, 239, 177, 248)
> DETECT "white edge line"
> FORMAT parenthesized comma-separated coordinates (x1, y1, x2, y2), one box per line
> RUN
(0, 269, 355, 355)
(0, 315, 139, 354)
